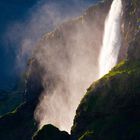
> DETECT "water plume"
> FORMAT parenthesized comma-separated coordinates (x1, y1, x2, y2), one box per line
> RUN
(25, 0, 107, 133)
(34, 9, 104, 132)
(99, 0, 122, 78)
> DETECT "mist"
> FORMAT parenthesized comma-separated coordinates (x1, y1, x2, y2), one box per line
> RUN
(33, 3, 106, 133)
(4, 0, 104, 133)
(4, 0, 97, 73)
(34, 23, 100, 132)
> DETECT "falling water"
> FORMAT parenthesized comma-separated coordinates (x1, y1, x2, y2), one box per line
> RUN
(99, 0, 122, 78)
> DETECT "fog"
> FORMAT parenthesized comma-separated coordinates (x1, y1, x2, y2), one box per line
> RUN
(34, 4, 105, 133)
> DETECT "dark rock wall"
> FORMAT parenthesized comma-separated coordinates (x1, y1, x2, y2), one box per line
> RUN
(121, 0, 140, 61)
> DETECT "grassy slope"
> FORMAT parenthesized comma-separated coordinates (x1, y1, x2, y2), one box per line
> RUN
(71, 60, 140, 140)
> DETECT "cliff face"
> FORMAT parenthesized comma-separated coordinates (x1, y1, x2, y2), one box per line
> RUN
(71, 0, 140, 139)
(123, 0, 140, 60)
(0, 0, 139, 139)
(33, 124, 70, 140)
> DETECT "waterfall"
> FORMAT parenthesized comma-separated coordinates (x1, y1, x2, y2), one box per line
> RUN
(34, 0, 123, 133)
(99, 0, 122, 78)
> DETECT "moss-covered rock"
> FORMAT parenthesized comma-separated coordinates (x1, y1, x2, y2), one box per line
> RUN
(33, 124, 70, 140)
(71, 60, 140, 140)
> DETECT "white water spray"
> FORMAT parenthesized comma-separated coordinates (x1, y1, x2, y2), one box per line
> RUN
(34, 0, 122, 133)
(99, 0, 122, 78)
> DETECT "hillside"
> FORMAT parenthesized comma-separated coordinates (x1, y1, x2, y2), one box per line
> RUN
(0, 0, 139, 139)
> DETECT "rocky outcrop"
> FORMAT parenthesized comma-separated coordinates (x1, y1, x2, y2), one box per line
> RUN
(121, 0, 140, 61)
(33, 124, 70, 140)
